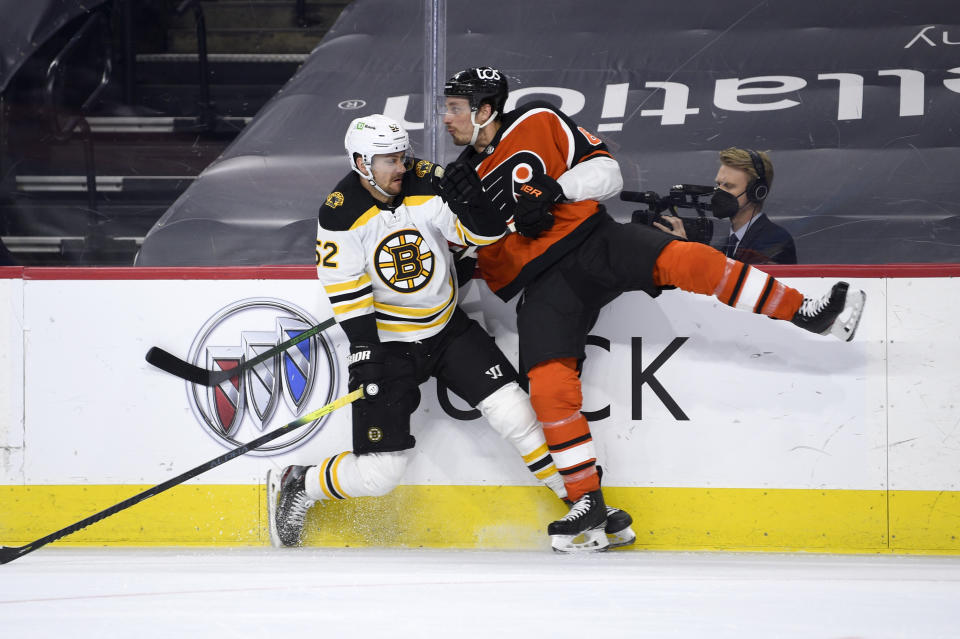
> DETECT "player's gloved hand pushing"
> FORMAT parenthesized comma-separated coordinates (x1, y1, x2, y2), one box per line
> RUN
(514, 173, 564, 238)
(438, 160, 506, 237)
(437, 160, 483, 205)
(347, 343, 385, 400)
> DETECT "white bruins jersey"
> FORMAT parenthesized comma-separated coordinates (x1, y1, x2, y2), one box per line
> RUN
(317, 159, 503, 343)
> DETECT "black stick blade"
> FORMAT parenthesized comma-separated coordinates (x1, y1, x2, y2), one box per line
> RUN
(145, 347, 212, 386)
(145, 317, 336, 387)
(0, 546, 23, 565)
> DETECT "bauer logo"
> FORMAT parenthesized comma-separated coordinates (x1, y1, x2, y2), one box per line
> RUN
(186, 298, 339, 455)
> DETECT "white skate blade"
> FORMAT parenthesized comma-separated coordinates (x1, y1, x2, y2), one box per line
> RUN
(829, 289, 866, 342)
(606, 525, 637, 549)
(266, 468, 283, 548)
(551, 526, 610, 553)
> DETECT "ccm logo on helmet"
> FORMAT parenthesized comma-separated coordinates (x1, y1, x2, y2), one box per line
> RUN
(476, 68, 501, 80)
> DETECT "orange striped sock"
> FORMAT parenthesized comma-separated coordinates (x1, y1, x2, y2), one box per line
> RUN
(528, 358, 600, 502)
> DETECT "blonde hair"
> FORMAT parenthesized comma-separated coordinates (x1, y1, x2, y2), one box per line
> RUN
(719, 147, 774, 209)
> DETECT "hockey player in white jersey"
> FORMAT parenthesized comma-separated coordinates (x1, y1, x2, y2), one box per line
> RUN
(267, 114, 636, 549)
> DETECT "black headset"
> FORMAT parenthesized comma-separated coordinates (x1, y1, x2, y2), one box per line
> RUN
(745, 149, 769, 204)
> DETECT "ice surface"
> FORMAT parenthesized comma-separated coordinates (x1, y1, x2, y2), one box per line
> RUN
(2, 547, 959, 638)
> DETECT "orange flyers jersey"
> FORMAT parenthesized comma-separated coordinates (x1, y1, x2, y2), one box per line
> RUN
(458, 101, 614, 301)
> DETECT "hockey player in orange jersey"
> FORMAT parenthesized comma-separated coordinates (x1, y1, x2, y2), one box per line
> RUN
(439, 67, 866, 553)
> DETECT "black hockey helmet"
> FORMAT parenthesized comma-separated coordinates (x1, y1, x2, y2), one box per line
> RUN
(444, 67, 508, 115)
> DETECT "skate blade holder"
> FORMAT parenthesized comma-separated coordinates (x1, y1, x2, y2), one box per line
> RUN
(551, 528, 610, 553)
(831, 289, 866, 342)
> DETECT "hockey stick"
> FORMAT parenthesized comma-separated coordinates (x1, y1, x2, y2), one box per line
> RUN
(145, 316, 337, 386)
(0, 386, 364, 565)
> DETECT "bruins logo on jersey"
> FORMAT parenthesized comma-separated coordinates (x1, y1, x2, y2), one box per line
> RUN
(325, 191, 344, 208)
(375, 229, 434, 293)
(415, 160, 434, 178)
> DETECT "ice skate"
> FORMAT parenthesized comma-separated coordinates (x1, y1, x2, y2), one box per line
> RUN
(564, 499, 636, 548)
(267, 465, 315, 547)
(548, 490, 609, 553)
(590, 466, 636, 548)
(604, 506, 636, 548)
(791, 281, 865, 342)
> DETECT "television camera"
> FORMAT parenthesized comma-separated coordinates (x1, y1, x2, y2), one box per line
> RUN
(620, 184, 716, 244)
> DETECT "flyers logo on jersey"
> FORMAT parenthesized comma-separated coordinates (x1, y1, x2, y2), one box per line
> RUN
(375, 229, 434, 293)
(478, 150, 546, 217)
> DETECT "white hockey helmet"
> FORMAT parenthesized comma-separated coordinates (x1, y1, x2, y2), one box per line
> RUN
(344, 114, 411, 177)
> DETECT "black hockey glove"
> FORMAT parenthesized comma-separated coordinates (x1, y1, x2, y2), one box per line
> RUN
(514, 173, 564, 238)
(347, 343, 385, 400)
(439, 161, 507, 238)
(438, 160, 484, 205)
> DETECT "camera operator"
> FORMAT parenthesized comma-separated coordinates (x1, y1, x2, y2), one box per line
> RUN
(658, 148, 797, 265)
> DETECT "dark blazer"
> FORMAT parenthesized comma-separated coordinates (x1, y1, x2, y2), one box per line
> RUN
(725, 213, 797, 265)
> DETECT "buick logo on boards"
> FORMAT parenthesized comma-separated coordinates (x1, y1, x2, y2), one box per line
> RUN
(186, 298, 339, 455)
